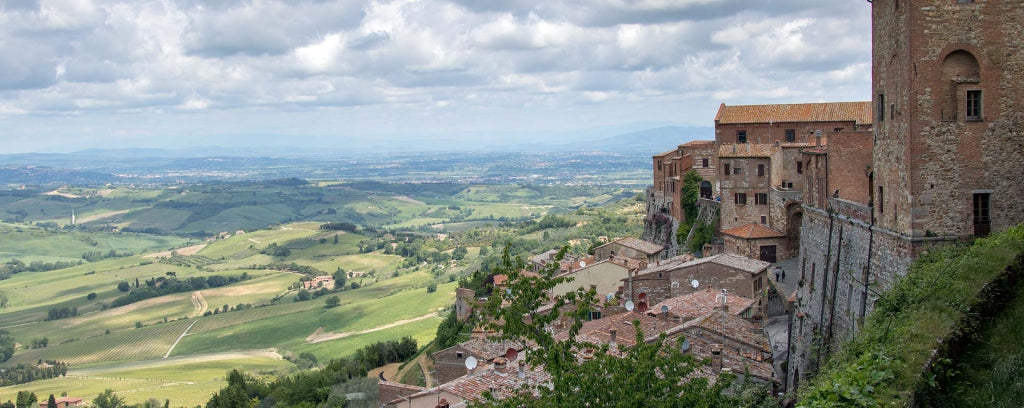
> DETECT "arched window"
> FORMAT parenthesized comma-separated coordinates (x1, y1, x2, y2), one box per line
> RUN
(939, 50, 981, 121)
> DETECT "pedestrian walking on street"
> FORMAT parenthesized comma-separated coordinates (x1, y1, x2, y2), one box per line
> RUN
(781, 269, 786, 282)
(775, 269, 780, 282)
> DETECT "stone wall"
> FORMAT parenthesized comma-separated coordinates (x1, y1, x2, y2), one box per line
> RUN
(786, 205, 937, 392)
(719, 156, 773, 230)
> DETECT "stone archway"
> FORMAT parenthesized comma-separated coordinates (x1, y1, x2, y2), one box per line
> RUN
(786, 203, 804, 256)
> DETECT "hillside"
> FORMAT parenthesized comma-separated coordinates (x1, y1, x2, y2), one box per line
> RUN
(0, 183, 645, 407)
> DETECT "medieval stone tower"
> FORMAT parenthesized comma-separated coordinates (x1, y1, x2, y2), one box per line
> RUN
(872, 0, 1024, 242)
(787, 0, 1024, 392)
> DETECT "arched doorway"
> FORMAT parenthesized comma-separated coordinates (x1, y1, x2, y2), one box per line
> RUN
(699, 181, 712, 199)
(786, 203, 803, 255)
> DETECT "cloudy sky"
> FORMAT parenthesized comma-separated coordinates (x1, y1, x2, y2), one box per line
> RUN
(0, 0, 871, 153)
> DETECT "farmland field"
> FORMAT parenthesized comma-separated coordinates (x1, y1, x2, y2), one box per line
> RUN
(0, 180, 643, 407)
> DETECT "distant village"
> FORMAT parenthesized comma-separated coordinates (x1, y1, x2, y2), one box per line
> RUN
(377, 1, 1024, 406)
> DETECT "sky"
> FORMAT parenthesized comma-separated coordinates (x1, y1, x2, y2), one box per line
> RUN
(0, 0, 872, 153)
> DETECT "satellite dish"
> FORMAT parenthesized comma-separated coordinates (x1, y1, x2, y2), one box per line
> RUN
(579, 261, 586, 268)
(681, 338, 691, 352)
(625, 300, 635, 311)
(637, 301, 648, 313)
(465, 356, 478, 370)
(661, 305, 669, 314)
(691, 279, 699, 288)
(505, 348, 518, 362)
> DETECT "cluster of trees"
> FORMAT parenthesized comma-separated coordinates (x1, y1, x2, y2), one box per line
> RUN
(0, 330, 14, 363)
(29, 338, 49, 349)
(206, 337, 418, 408)
(112, 273, 249, 308)
(259, 243, 291, 257)
(46, 306, 78, 320)
(0, 360, 68, 386)
(252, 262, 323, 275)
(81, 250, 131, 262)
(319, 222, 358, 232)
(434, 308, 468, 350)
(0, 259, 83, 280)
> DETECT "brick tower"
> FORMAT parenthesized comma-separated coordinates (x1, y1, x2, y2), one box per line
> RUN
(872, 0, 1024, 241)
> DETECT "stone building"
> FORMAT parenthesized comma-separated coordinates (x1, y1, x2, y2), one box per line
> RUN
(621, 253, 769, 309)
(787, 0, 1024, 393)
(430, 338, 525, 385)
(549, 259, 632, 299)
(715, 102, 872, 261)
(593, 237, 664, 263)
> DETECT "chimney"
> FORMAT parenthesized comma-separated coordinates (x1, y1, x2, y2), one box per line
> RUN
(609, 329, 617, 346)
(518, 360, 526, 379)
(815, 129, 822, 146)
(493, 357, 507, 372)
(711, 344, 723, 373)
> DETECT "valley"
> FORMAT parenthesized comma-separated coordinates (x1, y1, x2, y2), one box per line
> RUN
(0, 181, 644, 406)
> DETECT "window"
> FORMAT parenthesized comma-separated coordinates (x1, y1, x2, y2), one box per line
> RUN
(785, 129, 795, 143)
(757, 164, 765, 177)
(456, 351, 463, 358)
(974, 193, 991, 237)
(724, 163, 731, 176)
(878, 186, 884, 214)
(878, 94, 885, 122)
(734, 167, 742, 175)
(967, 90, 982, 120)
(657, 160, 662, 171)
(701, 158, 709, 168)
(797, 161, 803, 174)
(737, 130, 747, 144)
(735, 193, 747, 205)
(760, 215, 767, 224)
(755, 193, 768, 205)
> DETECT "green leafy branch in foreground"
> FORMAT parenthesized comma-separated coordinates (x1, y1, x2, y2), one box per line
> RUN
(471, 247, 776, 407)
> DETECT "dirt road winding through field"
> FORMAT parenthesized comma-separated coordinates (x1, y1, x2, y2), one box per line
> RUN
(189, 291, 207, 317)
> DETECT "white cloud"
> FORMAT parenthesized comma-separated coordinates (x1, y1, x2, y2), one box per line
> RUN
(0, 0, 872, 152)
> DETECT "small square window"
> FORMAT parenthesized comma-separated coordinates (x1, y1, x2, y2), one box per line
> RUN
(967, 90, 982, 120)
(760, 215, 767, 224)
(785, 129, 795, 143)
(737, 130, 747, 144)
(701, 158, 709, 168)
(734, 167, 742, 175)
(735, 193, 747, 205)
(755, 193, 768, 205)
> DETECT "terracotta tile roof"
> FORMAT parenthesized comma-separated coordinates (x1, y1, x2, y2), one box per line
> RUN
(714, 101, 872, 125)
(406, 363, 551, 403)
(554, 311, 679, 347)
(679, 140, 715, 147)
(718, 143, 777, 158)
(654, 149, 677, 158)
(458, 338, 526, 360)
(605, 237, 664, 255)
(649, 288, 756, 320)
(720, 223, 786, 240)
(674, 309, 769, 352)
(492, 274, 508, 286)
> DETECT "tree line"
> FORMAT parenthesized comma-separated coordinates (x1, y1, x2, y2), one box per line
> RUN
(0, 360, 68, 386)
(111, 273, 249, 308)
(206, 337, 418, 408)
